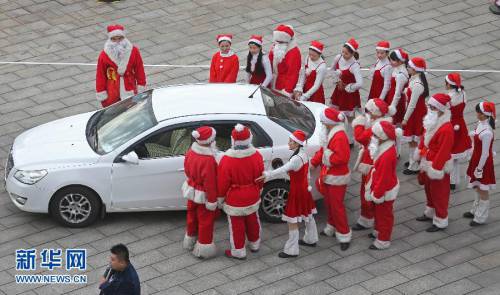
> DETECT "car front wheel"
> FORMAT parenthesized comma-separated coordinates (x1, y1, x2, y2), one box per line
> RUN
(50, 186, 101, 228)
(259, 180, 289, 223)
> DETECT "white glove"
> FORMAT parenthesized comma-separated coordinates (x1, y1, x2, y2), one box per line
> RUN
(299, 95, 308, 101)
(474, 168, 483, 179)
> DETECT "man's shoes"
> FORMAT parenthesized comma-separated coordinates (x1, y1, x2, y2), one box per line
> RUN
(340, 242, 350, 251)
(368, 233, 376, 240)
(278, 251, 298, 258)
(249, 248, 259, 253)
(490, 3, 500, 15)
(298, 240, 317, 247)
(416, 215, 432, 222)
(426, 225, 443, 232)
(403, 169, 419, 175)
(450, 184, 456, 190)
(463, 212, 474, 219)
(470, 220, 483, 227)
(369, 244, 381, 250)
(352, 223, 368, 231)
(404, 161, 409, 168)
(224, 249, 246, 260)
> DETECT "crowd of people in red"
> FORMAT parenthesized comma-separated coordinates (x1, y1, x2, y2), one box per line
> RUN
(94, 24, 496, 259)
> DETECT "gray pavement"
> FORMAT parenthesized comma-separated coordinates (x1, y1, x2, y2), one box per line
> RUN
(1, 0, 500, 294)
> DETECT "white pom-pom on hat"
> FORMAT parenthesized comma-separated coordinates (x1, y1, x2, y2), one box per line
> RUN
(454, 125, 460, 131)
(192, 130, 200, 139)
(307, 186, 312, 192)
(235, 123, 245, 132)
(338, 113, 345, 121)
(395, 127, 403, 138)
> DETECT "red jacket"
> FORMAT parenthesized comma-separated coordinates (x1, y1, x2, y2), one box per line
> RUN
(218, 147, 264, 216)
(365, 141, 399, 203)
(182, 143, 218, 210)
(418, 112, 454, 179)
(209, 51, 239, 83)
(311, 125, 351, 186)
(269, 46, 301, 96)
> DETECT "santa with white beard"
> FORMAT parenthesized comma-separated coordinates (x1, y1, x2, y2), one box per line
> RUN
(96, 24, 146, 108)
(268, 24, 302, 98)
(415, 93, 454, 232)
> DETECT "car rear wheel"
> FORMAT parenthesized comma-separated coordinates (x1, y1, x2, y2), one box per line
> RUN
(50, 186, 100, 228)
(259, 180, 289, 223)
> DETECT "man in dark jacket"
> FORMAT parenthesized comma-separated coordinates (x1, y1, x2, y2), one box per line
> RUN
(99, 244, 140, 295)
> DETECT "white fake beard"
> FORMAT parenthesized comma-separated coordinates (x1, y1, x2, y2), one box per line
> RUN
(319, 124, 329, 147)
(104, 38, 131, 62)
(210, 141, 219, 154)
(368, 136, 379, 159)
(423, 110, 438, 130)
(273, 43, 288, 64)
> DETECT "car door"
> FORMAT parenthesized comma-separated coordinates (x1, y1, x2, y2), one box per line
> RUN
(110, 124, 195, 210)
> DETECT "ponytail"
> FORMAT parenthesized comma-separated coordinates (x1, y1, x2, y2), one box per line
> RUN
(419, 72, 429, 98)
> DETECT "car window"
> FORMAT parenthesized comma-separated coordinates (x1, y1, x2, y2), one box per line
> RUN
(210, 122, 270, 151)
(134, 126, 194, 159)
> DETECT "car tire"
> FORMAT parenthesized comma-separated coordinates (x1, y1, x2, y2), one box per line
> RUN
(50, 186, 101, 228)
(259, 180, 289, 223)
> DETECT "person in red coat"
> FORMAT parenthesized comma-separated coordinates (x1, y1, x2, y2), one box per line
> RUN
(446, 73, 472, 190)
(415, 93, 454, 232)
(246, 35, 272, 87)
(209, 34, 239, 83)
(96, 24, 146, 108)
(402, 57, 429, 175)
(293, 40, 327, 104)
(351, 98, 392, 231)
(218, 124, 264, 259)
(269, 24, 302, 97)
(182, 126, 219, 259)
(311, 107, 352, 251)
(365, 120, 400, 250)
(368, 41, 392, 100)
(257, 130, 318, 258)
(330, 38, 363, 143)
(464, 102, 496, 226)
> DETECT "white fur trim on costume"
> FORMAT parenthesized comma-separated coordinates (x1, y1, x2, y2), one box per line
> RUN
(273, 30, 292, 43)
(248, 238, 260, 251)
(428, 96, 449, 113)
(137, 84, 146, 93)
(433, 215, 448, 228)
(323, 173, 351, 185)
(235, 124, 245, 132)
(108, 29, 125, 39)
(357, 215, 374, 228)
(394, 49, 405, 61)
(191, 142, 216, 156)
(335, 229, 352, 243)
(223, 201, 261, 216)
(217, 197, 225, 209)
(290, 134, 305, 146)
(323, 223, 335, 237)
(281, 208, 317, 223)
(224, 146, 257, 158)
(365, 99, 382, 117)
(248, 38, 262, 46)
(371, 122, 387, 140)
(217, 36, 232, 43)
(445, 76, 456, 86)
(192, 242, 216, 258)
(182, 181, 207, 203)
(183, 234, 196, 250)
(96, 91, 107, 102)
(376, 46, 390, 51)
(423, 111, 451, 147)
(395, 128, 403, 138)
(408, 60, 425, 72)
(205, 202, 217, 211)
(468, 180, 496, 191)
(309, 45, 322, 54)
(388, 105, 396, 116)
(322, 149, 334, 167)
(424, 206, 435, 218)
(352, 115, 367, 128)
(227, 215, 247, 258)
(357, 162, 372, 175)
(344, 42, 357, 52)
(373, 239, 391, 249)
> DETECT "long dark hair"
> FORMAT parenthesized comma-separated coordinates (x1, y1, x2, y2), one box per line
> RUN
(343, 44, 359, 60)
(447, 82, 465, 92)
(476, 103, 496, 129)
(246, 43, 264, 75)
(418, 72, 429, 98)
(290, 145, 303, 160)
(389, 51, 408, 66)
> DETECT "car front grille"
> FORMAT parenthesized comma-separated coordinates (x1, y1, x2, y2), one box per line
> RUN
(6, 148, 13, 177)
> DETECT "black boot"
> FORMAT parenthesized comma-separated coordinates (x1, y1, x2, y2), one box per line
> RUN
(369, 244, 381, 250)
(368, 233, 376, 240)
(403, 169, 419, 175)
(470, 220, 483, 227)
(463, 212, 474, 219)
(404, 161, 409, 168)
(278, 251, 298, 258)
(450, 184, 456, 190)
(298, 240, 317, 247)
(426, 225, 443, 232)
(352, 223, 368, 231)
(490, 3, 500, 14)
(340, 242, 350, 251)
(416, 215, 432, 222)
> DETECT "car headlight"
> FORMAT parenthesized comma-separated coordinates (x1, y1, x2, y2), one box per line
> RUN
(14, 170, 48, 185)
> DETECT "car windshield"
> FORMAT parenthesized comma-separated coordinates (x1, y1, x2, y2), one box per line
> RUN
(87, 91, 157, 154)
(260, 87, 315, 137)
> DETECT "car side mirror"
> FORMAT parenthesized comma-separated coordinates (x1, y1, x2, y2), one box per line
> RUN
(121, 151, 139, 165)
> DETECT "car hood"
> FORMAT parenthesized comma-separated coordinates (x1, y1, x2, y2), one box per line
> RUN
(12, 112, 100, 170)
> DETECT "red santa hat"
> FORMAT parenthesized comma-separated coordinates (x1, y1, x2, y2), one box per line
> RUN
(320, 107, 345, 125)
(273, 24, 295, 43)
(393, 48, 408, 62)
(366, 98, 389, 117)
(479, 101, 496, 120)
(290, 130, 307, 146)
(107, 24, 125, 39)
(445, 72, 462, 91)
(248, 35, 263, 46)
(344, 38, 359, 52)
(428, 93, 451, 112)
(217, 34, 232, 44)
(408, 57, 427, 72)
(232, 124, 253, 146)
(192, 126, 216, 145)
(372, 120, 401, 141)
(309, 40, 324, 54)
(376, 40, 390, 51)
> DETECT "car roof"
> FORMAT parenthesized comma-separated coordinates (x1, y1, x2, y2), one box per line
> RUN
(151, 83, 266, 121)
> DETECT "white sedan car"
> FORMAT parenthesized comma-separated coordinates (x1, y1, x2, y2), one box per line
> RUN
(5, 84, 326, 227)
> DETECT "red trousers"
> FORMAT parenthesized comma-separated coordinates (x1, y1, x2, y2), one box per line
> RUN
(322, 184, 351, 240)
(186, 200, 216, 245)
(423, 172, 450, 227)
(374, 200, 394, 242)
(227, 212, 261, 257)
(360, 174, 375, 224)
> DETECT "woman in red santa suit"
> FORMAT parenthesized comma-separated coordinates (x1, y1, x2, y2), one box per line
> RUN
(246, 35, 272, 87)
(365, 120, 400, 250)
(330, 38, 363, 144)
(351, 98, 392, 231)
(446, 73, 472, 190)
(415, 93, 454, 232)
(386, 48, 409, 125)
(464, 102, 496, 226)
(368, 41, 392, 100)
(218, 124, 264, 260)
(257, 130, 318, 258)
(182, 126, 219, 259)
(269, 24, 302, 97)
(402, 57, 429, 175)
(293, 40, 327, 104)
(311, 107, 352, 251)
(96, 24, 146, 108)
(209, 34, 239, 83)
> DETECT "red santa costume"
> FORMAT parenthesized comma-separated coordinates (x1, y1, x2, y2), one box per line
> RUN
(447, 73, 472, 187)
(402, 57, 428, 173)
(294, 40, 327, 104)
(263, 130, 318, 257)
(415, 93, 454, 231)
(466, 102, 496, 224)
(218, 124, 264, 259)
(311, 108, 352, 249)
(182, 126, 219, 258)
(209, 34, 239, 83)
(96, 25, 146, 108)
(368, 41, 392, 100)
(387, 48, 409, 125)
(351, 98, 392, 230)
(246, 35, 273, 87)
(269, 24, 302, 97)
(365, 121, 400, 250)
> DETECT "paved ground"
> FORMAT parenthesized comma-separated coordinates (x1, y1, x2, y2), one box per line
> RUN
(1, 0, 500, 294)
